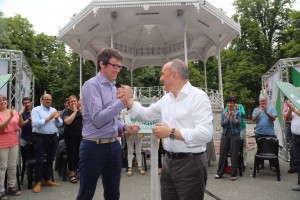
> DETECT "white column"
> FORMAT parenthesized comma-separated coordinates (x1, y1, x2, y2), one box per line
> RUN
(217, 47, 224, 108)
(79, 53, 83, 99)
(150, 134, 159, 200)
(111, 33, 114, 48)
(204, 59, 207, 93)
(183, 27, 188, 65)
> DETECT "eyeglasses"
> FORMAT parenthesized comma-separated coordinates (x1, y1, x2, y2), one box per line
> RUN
(108, 62, 122, 70)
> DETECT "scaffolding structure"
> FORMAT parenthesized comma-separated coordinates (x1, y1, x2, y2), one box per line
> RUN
(262, 57, 300, 161)
(0, 49, 34, 111)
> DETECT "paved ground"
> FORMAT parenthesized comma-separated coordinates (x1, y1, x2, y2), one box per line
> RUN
(7, 136, 300, 200)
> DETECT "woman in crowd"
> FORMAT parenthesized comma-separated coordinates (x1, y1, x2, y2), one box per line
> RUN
(224, 96, 247, 167)
(63, 95, 83, 183)
(215, 96, 242, 181)
(120, 99, 145, 176)
(0, 95, 21, 198)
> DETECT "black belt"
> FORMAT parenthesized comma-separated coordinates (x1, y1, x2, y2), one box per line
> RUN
(33, 132, 57, 136)
(166, 151, 204, 159)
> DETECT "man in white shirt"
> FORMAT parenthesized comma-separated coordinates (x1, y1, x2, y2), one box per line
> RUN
(126, 59, 213, 200)
(285, 91, 300, 191)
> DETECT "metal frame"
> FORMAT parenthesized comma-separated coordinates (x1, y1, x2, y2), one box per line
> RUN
(0, 49, 34, 110)
(261, 57, 300, 161)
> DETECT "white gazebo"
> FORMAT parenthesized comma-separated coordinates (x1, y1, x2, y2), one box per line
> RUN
(58, 0, 240, 199)
(59, 0, 240, 104)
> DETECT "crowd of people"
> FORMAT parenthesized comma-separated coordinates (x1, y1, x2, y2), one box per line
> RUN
(0, 47, 299, 200)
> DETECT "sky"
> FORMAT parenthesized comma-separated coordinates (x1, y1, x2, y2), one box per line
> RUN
(0, 0, 299, 36)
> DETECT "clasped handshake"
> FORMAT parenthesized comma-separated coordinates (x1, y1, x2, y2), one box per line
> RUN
(116, 84, 133, 106)
(117, 84, 171, 139)
(117, 84, 140, 134)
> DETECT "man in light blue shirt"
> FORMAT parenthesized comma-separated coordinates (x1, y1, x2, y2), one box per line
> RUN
(252, 95, 277, 136)
(31, 93, 63, 193)
(252, 94, 277, 169)
(77, 48, 139, 200)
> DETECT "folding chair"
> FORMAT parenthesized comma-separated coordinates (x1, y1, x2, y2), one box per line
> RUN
(253, 137, 281, 181)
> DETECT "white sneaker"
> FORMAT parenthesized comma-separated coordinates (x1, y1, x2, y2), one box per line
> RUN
(291, 184, 300, 191)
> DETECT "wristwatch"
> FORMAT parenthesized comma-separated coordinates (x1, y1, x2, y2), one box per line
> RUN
(170, 128, 175, 140)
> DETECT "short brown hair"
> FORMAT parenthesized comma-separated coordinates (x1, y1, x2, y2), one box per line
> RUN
(97, 48, 122, 68)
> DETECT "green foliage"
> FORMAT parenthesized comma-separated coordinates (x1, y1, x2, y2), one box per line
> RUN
(222, 0, 295, 117)
(222, 49, 265, 116)
(232, 0, 294, 67)
(188, 62, 205, 89)
(0, 15, 35, 61)
(117, 66, 162, 87)
(280, 11, 300, 57)
(0, 11, 4, 36)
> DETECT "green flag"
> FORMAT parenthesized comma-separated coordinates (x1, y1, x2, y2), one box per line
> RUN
(0, 74, 11, 89)
(276, 81, 300, 111)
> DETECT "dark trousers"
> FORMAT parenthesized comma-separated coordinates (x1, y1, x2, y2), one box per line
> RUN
(255, 134, 276, 168)
(160, 152, 207, 200)
(64, 136, 82, 171)
(32, 133, 58, 182)
(292, 134, 300, 184)
(286, 123, 296, 169)
(76, 140, 122, 200)
(217, 131, 240, 177)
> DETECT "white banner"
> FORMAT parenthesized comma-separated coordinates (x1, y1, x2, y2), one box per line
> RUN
(20, 69, 31, 98)
(265, 71, 283, 146)
(294, 66, 300, 72)
(124, 115, 160, 134)
(0, 59, 9, 97)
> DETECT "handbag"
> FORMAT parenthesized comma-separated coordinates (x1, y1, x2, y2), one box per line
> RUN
(137, 133, 144, 139)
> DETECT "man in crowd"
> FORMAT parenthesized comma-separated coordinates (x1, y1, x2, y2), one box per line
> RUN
(282, 96, 297, 173)
(126, 59, 213, 200)
(31, 94, 63, 193)
(18, 97, 33, 183)
(19, 97, 33, 144)
(252, 94, 277, 169)
(76, 48, 139, 200)
(285, 88, 300, 191)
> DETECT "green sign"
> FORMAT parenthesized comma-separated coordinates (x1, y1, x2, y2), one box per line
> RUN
(276, 81, 300, 111)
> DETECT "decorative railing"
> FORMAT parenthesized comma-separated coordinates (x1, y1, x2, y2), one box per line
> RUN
(114, 38, 191, 57)
(133, 86, 223, 110)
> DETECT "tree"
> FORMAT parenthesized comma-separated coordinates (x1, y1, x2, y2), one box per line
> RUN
(220, 0, 296, 117)
(0, 12, 5, 40)
(188, 62, 205, 89)
(232, 0, 295, 68)
(280, 11, 300, 58)
(0, 15, 36, 63)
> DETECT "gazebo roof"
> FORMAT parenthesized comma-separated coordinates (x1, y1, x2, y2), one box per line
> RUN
(58, 0, 240, 71)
